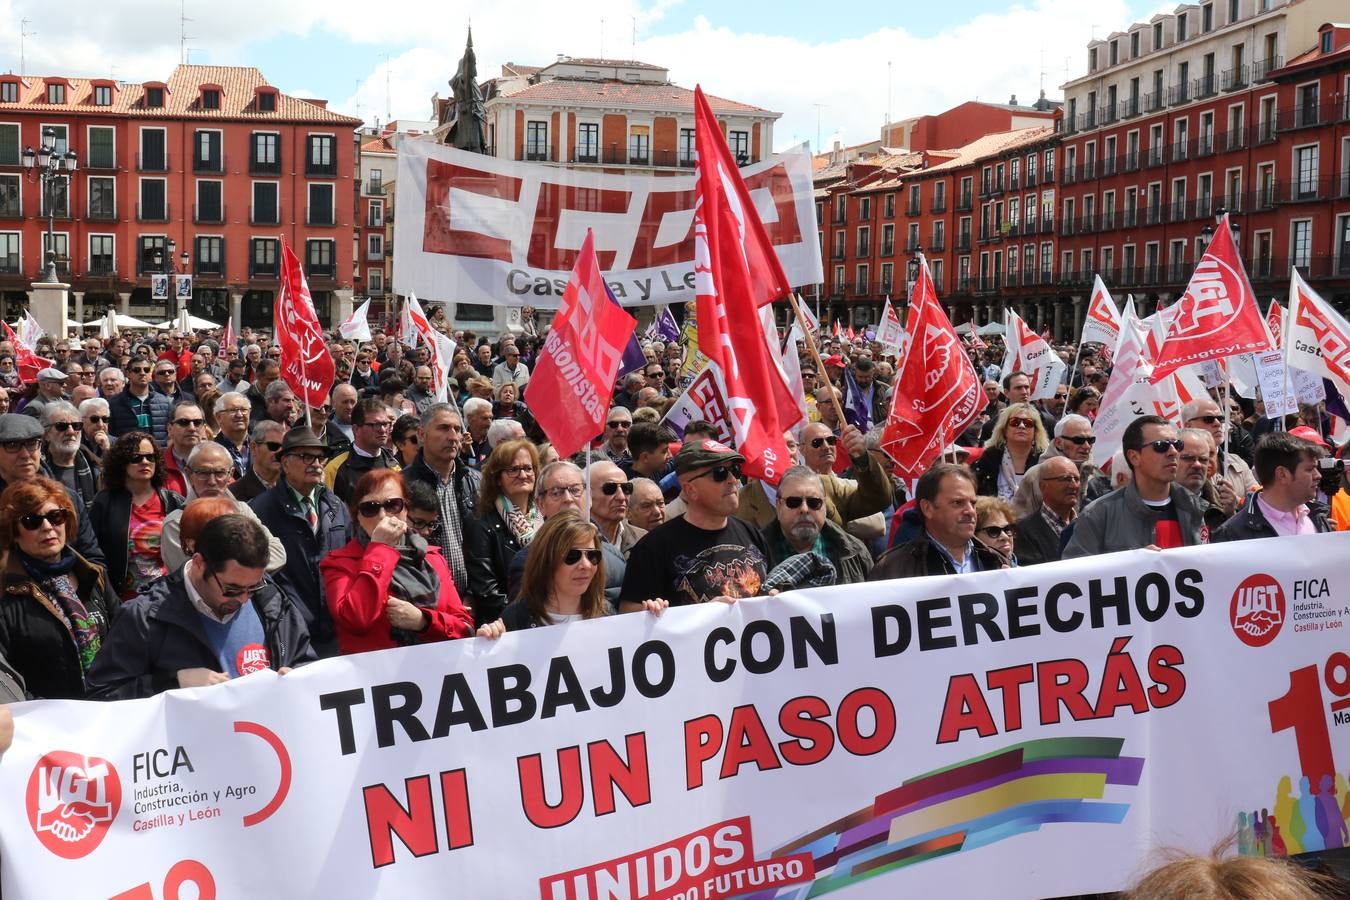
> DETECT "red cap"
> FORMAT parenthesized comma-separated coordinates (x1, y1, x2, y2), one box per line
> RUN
(1288, 425, 1329, 449)
(823, 354, 845, 368)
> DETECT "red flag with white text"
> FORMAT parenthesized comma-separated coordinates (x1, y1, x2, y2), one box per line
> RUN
(1266, 299, 1283, 350)
(692, 86, 798, 484)
(525, 230, 636, 458)
(1286, 268, 1350, 397)
(1148, 215, 1272, 381)
(274, 240, 336, 408)
(1, 320, 51, 384)
(880, 257, 983, 481)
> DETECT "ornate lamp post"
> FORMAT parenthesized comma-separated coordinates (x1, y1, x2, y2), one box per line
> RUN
(22, 127, 78, 283)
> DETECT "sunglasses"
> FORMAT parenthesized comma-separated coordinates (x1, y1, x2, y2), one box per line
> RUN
(0, 438, 42, 453)
(85, 415, 109, 424)
(978, 524, 1017, 539)
(258, 441, 283, 452)
(357, 497, 406, 517)
(692, 464, 740, 483)
(562, 548, 603, 566)
(1188, 415, 1224, 425)
(18, 509, 69, 531)
(1007, 418, 1037, 429)
(1145, 439, 1185, 454)
(154, 370, 176, 377)
(606, 421, 631, 429)
(48, 421, 79, 432)
(600, 482, 634, 496)
(211, 570, 266, 599)
(810, 436, 838, 449)
(128, 452, 157, 464)
(129, 366, 151, 374)
(783, 495, 824, 510)
(173, 418, 205, 428)
(1061, 435, 1096, 445)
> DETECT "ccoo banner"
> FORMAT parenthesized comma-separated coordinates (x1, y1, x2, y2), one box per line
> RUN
(391, 139, 822, 308)
(3, 536, 1349, 899)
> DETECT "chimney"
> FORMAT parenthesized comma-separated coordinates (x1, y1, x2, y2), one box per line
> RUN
(1009, 94, 1018, 106)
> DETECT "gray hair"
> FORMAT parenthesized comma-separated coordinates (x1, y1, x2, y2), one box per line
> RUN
(39, 400, 80, 427)
(1179, 399, 1215, 422)
(535, 460, 584, 500)
(1179, 427, 1214, 449)
(486, 418, 523, 448)
(777, 464, 821, 491)
(187, 441, 232, 466)
(78, 397, 110, 417)
(249, 419, 286, 442)
(99, 367, 124, 383)
(1053, 413, 1093, 438)
(607, 406, 631, 422)
(630, 476, 660, 494)
(214, 391, 250, 414)
(244, 343, 261, 355)
(420, 402, 461, 429)
(264, 379, 294, 401)
(462, 397, 491, 417)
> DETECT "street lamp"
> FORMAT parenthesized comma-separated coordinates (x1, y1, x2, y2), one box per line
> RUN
(21, 127, 78, 283)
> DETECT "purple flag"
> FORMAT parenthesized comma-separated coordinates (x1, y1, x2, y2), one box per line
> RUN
(842, 366, 871, 431)
(654, 306, 681, 343)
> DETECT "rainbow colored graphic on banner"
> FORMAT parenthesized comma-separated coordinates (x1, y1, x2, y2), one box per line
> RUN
(740, 736, 1143, 898)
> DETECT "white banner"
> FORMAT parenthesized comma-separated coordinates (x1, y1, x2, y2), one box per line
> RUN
(1253, 350, 1300, 417)
(392, 140, 822, 308)
(4, 536, 1350, 898)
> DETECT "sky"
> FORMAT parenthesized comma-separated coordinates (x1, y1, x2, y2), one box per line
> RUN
(2, 0, 1173, 152)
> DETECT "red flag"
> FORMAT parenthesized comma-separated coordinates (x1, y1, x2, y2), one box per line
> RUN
(881, 257, 983, 482)
(692, 86, 798, 484)
(1266, 299, 1283, 349)
(1148, 214, 1272, 381)
(221, 316, 235, 357)
(274, 240, 336, 408)
(525, 230, 636, 458)
(970, 331, 987, 351)
(2, 320, 52, 384)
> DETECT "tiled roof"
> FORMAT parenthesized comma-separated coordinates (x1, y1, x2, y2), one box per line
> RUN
(360, 134, 397, 154)
(0, 64, 361, 125)
(492, 79, 775, 115)
(501, 63, 542, 77)
(548, 58, 665, 70)
(918, 126, 1054, 175)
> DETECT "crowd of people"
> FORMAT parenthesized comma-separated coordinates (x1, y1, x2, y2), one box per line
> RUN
(0, 315, 1340, 709)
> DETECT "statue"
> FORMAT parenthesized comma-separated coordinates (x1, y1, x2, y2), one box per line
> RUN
(447, 27, 487, 154)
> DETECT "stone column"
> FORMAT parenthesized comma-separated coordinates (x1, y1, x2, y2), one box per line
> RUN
(28, 281, 70, 340)
(333, 288, 354, 331)
(118, 292, 132, 316)
(229, 291, 244, 336)
(1072, 296, 1085, 341)
(71, 291, 84, 328)
(1053, 299, 1065, 341)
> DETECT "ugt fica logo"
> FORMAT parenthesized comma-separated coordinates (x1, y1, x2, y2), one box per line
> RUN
(1230, 574, 1286, 648)
(26, 751, 122, 858)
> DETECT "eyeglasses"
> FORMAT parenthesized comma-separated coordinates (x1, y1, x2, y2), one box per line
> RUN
(645, 371, 664, 378)
(128, 452, 157, 464)
(600, 481, 634, 496)
(809, 436, 838, 449)
(1145, 439, 1185, 454)
(1007, 418, 1037, 429)
(504, 464, 535, 477)
(18, 509, 69, 531)
(562, 548, 603, 566)
(543, 484, 585, 500)
(408, 515, 438, 531)
(978, 524, 1017, 539)
(357, 497, 407, 517)
(173, 418, 205, 428)
(0, 438, 42, 454)
(190, 467, 234, 481)
(129, 366, 151, 374)
(1041, 473, 1082, 484)
(47, 421, 79, 432)
(1061, 435, 1096, 446)
(210, 570, 266, 599)
(606, 420, 631, 429)
(782, 495, 825, 510)
(360, 420, 394, 431)
(289, 452, 327, 466)
(85, 416, 109, 424)
(691, 464, 740, 483)
(224, 407, 249, 416)
(1187, 415, 1224, 425)
(154, 370, 176, 378)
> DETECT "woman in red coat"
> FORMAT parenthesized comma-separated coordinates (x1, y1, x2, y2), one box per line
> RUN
(320, 469, 473, 654)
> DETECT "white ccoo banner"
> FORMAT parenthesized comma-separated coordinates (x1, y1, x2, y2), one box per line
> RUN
(3, 536, 1349, 898)
(392, 139, 822, 308)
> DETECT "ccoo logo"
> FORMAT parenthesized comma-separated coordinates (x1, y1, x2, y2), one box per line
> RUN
(26, 751, 122, 859)
(1230, 574, 1286, 648)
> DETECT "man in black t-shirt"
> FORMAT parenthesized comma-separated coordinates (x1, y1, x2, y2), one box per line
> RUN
(619, 439, 769, 609)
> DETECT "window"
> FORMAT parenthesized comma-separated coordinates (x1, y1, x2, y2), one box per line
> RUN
(578, 123, 600, 162)
(1202, 3, 1213, 32)
(880, 262, 893, 294)
(677, 128, 694, 166)
(0, 232, 17, 273)
(257, 91, 276, 113)
(41, 232, 68, 272)
(907, 222, 919, 250)
(193, 130, 222, 173)
(1110, 41, 1119, 65)
(855, 264, 869, 294)
(367, 200, 384, 228)
(145, 87, 164, 108)
(884, 193, 895, 218)
(1154, 21, 1164, 50)
(139, 128, 166, 171)
(0, 124, 17, 166)
(367, 169, 383, 194)
(306, 134, 336, 176)
(368, 268, 384, 294)
(1198, 173, 1213, 216)
(628, 126, 649, 165)
(0, 175, 19, 217)
(932, 220, 946, 248)
(196, 180, 223, 223)
(1323, 31, 1334, 54)
(89, 235, 114, 275)
(1177, 13, 1188, 41)
(367, 234, 383, 259)
(307, 183, 334, 226)
(880, 223, 894, 254)
(908, 184, 920, 214)
(859, 197, 871, 220)
(1131, 31, 1140, 57)
(934, 181, 946, 209)
(251, 133, 280, 174)
(94, 85, 112, 106)
(1291, 220, 1312, 269)
(857, 226, 871, 257)
(1289, 144, 1320, 201)
(195, 236, 223, 276)
(1229, 0, 1239, 23)
(252, 182, 279, 225)
(1339, 216, 1350, 274)
(833, 265, 844, 294)
(0, 82, 15, 103)
(250, 238, 278, 277)
(832, 232, 844, 258)
(86, 126, 115, 169)
(1090, 48, 1099, 72)
(138, 178, 166, 221)
(1297, 83, 1320, 127)
(728, 130, 749, 163)
(46, 83, 65, 104)
(88, 177, 116, 219)
(201, 89, 220, 110)
(137, 235, 166, 275)
(306, 239, 335, 277)
(525, 121, 548, 160)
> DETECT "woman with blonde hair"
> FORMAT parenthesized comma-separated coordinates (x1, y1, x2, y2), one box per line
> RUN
(974, 403, 1048, 499)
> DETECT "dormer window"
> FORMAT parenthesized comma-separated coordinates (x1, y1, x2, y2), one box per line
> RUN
(0, 82, 17, 103)
(94, 85, 112, 106)
(256, 91, 276, 112)
(1322, 30, 1334, 54)
(46, 82, 65, 104)
(201, 89, 220, 110)
(145, 87, 165, 108)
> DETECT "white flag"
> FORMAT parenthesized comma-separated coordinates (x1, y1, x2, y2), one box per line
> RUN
(339, 298, 373, 343)
(876, 297, 905, 351)
(1286, 268, 1350, 399)
(1003, 310, 1066, 400)
(779, 324, 808, 436)
(1080, 276, 1122, 347)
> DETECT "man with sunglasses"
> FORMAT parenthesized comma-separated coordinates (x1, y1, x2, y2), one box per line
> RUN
(249, 428, 352, 658)
(108, 357, 171, 444)
(799, 422, 891, 530)
(1014, 457, 1080, 567)
(1181, 398, 1257, 498)
(229, 420, 286, 503)
(324, 399, 402, 505)
(1064, 415, 1206, 558)
(602, 408, 633, 465)
(19, 368, 69, 422)
(620, 439, 770, 610)
(162, 401, 206, 496)
(86, 514, 315, 700)
(589, 461, 646, 559)
(40, 401, 98, 508)
(79, 397, 112, 465)
(762, 466, 871, 586)
(160, 442, 286, 573)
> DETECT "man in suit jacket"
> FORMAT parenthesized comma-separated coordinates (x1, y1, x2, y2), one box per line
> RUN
(1014, 456, 1081, 566)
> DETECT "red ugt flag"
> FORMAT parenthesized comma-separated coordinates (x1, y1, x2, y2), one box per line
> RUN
(274, 240, 336, 409)
(2, 320, 52, 384)
(881, 256, 983, 482)
(1148, 214, 1272, 382)
(525, 230, 636, 459)
(692, 86, 798, 484)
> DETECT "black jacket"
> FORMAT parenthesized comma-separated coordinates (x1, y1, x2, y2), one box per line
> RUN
(89, 488, 186, 597)
(1211, 492, 1333, 543)
(0, 472, 107, 572)
(248, 481, 351, 657)
(327, 447, 400, 504)
(868, 531, 1006, 581)
(244, 383, 268, 424)
(1014, 510, 1064, 567)
(402, 453, 481, 547)
(228, 467, 274, 504)
(466, 507, 522, 625)
(0, 550, 115, 699)
(107, 389, 171, 445)
(973, 444, 1042, 498)
(85, 567, 315, 700)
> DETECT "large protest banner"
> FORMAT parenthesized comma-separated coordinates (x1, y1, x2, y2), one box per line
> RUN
(391, 140, 821, 308)
(3, 535, 1349, 899)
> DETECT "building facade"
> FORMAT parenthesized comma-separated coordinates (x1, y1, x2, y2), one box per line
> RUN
(0, 64, 362, 329)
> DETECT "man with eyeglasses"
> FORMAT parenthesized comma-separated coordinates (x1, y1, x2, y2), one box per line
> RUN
(324, 398, 401, 504)
(86, 514, 315, 700)
(229, 420, 286, 503)
(76, 339, 105, 371)
(598, 407, 633, 463)
(79, 397, 112, 465)
(161, 401, 206, 496)
(213, 392, 253, 479)
(1014, 457, 1080, 567)
(799, 421, 891, 530)
(107, 357, 171, 443)
(1181, 398, 1258, 497)
(0, 414, 105, 568)
(160, 442, 286, 573)
(620, 439, 769, 609)
(1177, 428, 1239, 531)
(762, 465, 871, 586)
(40, 401, 98, 507)
(492, 345, 530, 392)
(1064, 415, 1206, 558)
(589, 461, 646, 558)
(401, 403, 479, 597)
(249, 428, 352, 658)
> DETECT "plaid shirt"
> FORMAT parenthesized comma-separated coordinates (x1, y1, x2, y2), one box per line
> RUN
(434, 470, 469, 593)
(1040, 503, 1073, 538)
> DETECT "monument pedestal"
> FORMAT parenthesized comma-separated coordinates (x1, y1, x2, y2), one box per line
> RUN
(28, 281, 70, 340)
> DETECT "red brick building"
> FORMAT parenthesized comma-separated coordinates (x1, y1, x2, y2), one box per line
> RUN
(0, 64, 361, 329)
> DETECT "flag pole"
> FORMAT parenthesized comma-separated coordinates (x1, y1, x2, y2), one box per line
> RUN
(787, 291, 848, 429)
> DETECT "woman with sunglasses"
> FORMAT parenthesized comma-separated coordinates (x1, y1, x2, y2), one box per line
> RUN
(973, 497, 1018, 566)
(0, 477, 115, 698)
(477, 512, 664, 638)
(89, 432, 187, 600)
(466, 439, 541, 625)
(392, 413, 422, 468)
(320, 470, 473, 654)
(974, 403, 1048, 500)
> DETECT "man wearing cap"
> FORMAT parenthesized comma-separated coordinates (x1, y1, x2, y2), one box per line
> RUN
(619, 439, 770, 609)
(492, 345, 530, 391)
(20, 368, 69, 421)
(0, 414, 105, 568)
(800, 365, 820, 422)
(822, 355, 846, 388)
(249, 427, 352, 657)
(1212, 432, 1333, 542)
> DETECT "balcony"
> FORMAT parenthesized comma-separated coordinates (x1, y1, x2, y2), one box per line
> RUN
(955, 276, 972, 293)
(1168, 84, 1190, 106)
(1124, 151, 1139, 172)
(524, 148, 555, 162)
(137, 152, 169, 172)
(979, 180, 993, 199)
(955, 233, 972, 252)
(628, 153, 649, 166)
(928, 235, 945, 252)
(365, 180, 386, 195)
(1060, 216, 1078, 237)
(86, 260, 116, 277)
(1043, 165, 1055, 182)
(136, 202, 169, 223)
(1167, 262, 1190, 283)
(905, 236, 922, 252)
(249, 262, 279, 279)
(1252, 56, 1283, 82)
(306, 161, 337, 178)
(856, 242, 871, 258)
(930, 197, 947, 213)
(1276, 102, 1333, 132)
(1144, 91, 1165, 114)
(87, 204, 119, 222)
(906, 201, 921, 216)
(193, 203, 225, 225)
(1079, 214, 1095, 234)
(0, 259, 24, 278)
(1062, 166, 1078, 186)
(366, 247, 384, 262)
(1279, 176, 1335, 204)
(1196, 196, 1213, 219)
(1146, 147, 1164, 168)
(1169, 140, 1191, 163)
(0, 197, 22, 219)
(1256, 120, 1277, 144)
(1025, 170, 1038, 188)
(249, 157, 282, 176)
(249, 205, 282, 226)
(84, 154, 117, 172)
(1193, 74, 1217, 100)
(1223, 128, 1246, 152)
(306, 263, 336, 280)
(1009, 173, 1020, 191)
(1145, 204, 1163, 226)
(306, 206, 336, 226)
(1124, 209, 1138, 228)
(955, 191, 973, 212)
(193, 156, 225, 174)
(1221, 65, 1248, 92)
(879, 240, 895, 257)
(195, 260, 224, 278)
(1255, 184, 1277, 210)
